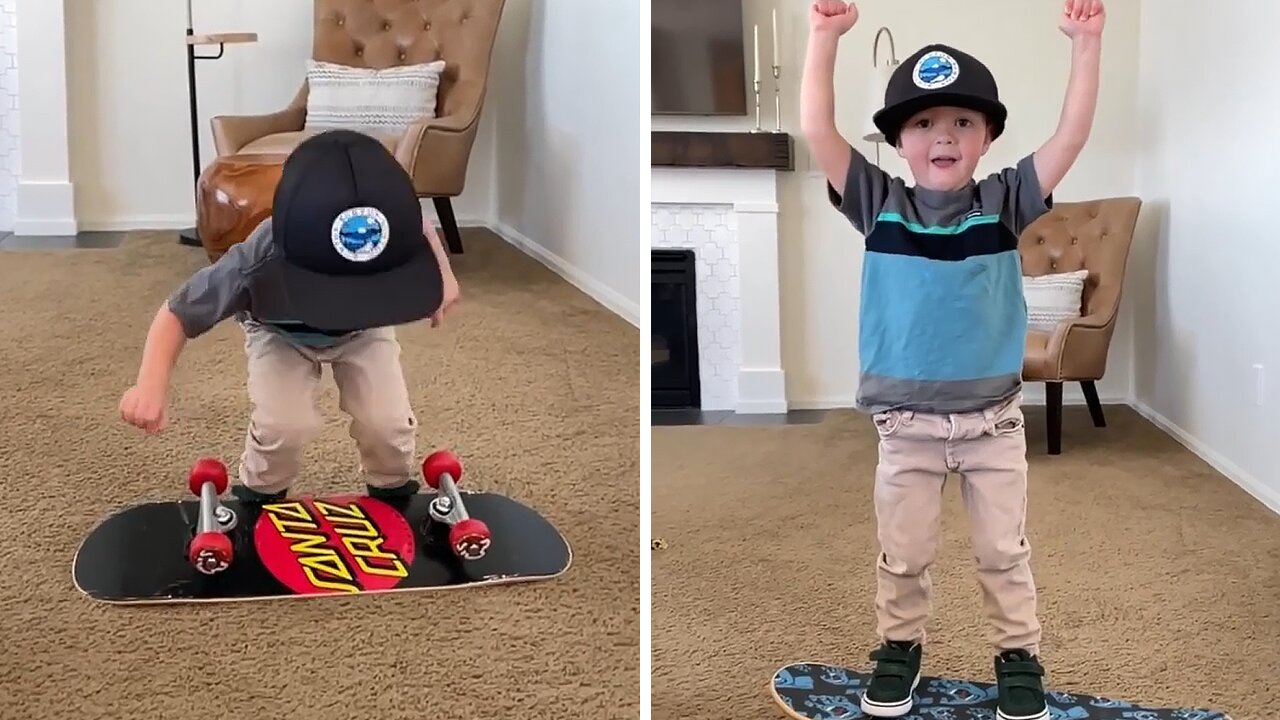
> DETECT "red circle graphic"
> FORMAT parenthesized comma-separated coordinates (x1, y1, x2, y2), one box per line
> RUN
(253, 495, 416, 595)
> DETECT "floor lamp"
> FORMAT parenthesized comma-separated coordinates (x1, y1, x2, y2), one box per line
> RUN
(862, 26, 898, 167)
(178, 0, 257, 247)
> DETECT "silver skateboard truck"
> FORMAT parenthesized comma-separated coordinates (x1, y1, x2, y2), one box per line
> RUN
(427, 469, 468, 525)
(421, 450, 493, 561)
(187, 458, 237, 575)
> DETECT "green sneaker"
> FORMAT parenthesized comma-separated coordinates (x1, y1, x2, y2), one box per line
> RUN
(859, 640, 921, 717)
(367, 478, 420, 499)
(230, 484, 288, 504)
(994, 649, 1049, 720)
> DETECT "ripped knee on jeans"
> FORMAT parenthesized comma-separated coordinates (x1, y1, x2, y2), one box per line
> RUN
(879, 547, 938, 577)
(249, 416, 320, 453)
(973, 535, 1031, 571)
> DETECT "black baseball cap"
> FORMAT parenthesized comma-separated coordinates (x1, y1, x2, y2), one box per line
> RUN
(266, 129, 443, 332)
(873, 44, 1007, 147)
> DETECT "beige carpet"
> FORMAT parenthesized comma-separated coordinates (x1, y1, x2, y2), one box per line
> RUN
(652, 404, 1280, 720)
(0, 229, 639, 719)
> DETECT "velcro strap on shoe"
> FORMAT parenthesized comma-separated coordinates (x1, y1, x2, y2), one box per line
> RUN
(871, 666, 911, 681)
(999, 661, 1044, 677)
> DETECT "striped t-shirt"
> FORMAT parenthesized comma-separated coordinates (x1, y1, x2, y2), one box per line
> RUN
(828, 149, 1052, 414)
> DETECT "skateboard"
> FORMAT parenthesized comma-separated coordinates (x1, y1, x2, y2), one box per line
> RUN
(769, 662, 1233, 720)
(73, 449, 572, 603)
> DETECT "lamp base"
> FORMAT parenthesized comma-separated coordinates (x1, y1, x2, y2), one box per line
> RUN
(178, 227, 201, 247)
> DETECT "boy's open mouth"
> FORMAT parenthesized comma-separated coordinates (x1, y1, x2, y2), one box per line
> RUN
(931, 155, 958, 168)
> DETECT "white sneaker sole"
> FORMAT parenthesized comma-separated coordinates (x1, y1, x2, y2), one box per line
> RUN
(858, 672, 921, 718)
(996, 706, 1049, 720)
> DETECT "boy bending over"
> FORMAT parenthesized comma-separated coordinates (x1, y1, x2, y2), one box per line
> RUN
(120, 129, 460, 503)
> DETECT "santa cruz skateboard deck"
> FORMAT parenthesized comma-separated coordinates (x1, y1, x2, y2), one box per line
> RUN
(769, 662, 1233, 720)
(73, 450, 572, 603)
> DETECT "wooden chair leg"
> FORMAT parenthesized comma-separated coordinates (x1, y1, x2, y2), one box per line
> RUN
(1046, 381, 1063, 455)
(1080, 380, 1106, 427)
(432, 197, 464, 254)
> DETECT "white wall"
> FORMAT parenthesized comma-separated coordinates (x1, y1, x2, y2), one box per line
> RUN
(62, 0, 495, 229)
(654, 0, 1142, 408)
(1129, 1, 1280, 514)
(0, 0, 17, 233)
(489, 0, 643, 325)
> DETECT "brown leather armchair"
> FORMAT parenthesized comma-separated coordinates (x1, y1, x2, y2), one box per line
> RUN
(1019, 196, 1143, 455)
(208, 0, 506, 254)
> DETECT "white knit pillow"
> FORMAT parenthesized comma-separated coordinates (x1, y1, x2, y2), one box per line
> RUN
(304, 59, 446, 135)
(1023, 269, 1088, 331)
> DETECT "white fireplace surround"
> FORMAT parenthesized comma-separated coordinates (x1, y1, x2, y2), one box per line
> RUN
(650, 167, 786, 413)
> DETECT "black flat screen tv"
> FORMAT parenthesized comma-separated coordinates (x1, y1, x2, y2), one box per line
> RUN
(651, 0, 748, 116)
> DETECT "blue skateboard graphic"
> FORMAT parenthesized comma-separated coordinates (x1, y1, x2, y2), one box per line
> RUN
(768, 662, 1233, 720)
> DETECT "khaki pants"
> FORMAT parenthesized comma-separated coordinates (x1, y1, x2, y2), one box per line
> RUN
(871, 393, 1041, 655)
(238, 321, 417, 494)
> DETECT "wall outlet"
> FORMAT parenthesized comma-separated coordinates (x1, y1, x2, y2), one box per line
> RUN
(1254, 364, 1265, 406)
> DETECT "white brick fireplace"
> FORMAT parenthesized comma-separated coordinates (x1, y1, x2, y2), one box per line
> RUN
(650, 167, 786, 413)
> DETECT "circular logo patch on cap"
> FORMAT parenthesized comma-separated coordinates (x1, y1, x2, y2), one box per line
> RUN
(331, 207, 389, 262)
(913, 51, 959, 90)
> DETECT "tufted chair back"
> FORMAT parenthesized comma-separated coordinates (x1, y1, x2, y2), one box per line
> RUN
(312, 0, 503, 130)
(1019, 196, 1143, 327)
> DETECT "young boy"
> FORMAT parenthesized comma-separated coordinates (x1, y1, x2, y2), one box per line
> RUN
(799, 1, 1103, 718)
(119, 129, 461, 503)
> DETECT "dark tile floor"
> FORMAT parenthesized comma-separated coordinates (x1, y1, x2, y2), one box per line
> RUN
(652, 408, 828, 426)
(0, 231, 128, 250)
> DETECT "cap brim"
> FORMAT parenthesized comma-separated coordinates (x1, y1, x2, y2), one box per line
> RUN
(873, 93, 1007, 144)
(271, 247, 444, 333)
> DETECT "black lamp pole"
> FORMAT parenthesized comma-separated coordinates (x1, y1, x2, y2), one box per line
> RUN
(178, 1, 227, 248)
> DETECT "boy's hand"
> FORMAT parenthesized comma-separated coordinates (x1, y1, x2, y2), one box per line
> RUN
(810, 0, 858, 36)
(1060, 0, 1105, 37)
(430, 268, 460, 328)
(422, 218, 460, 328)
(119, 381, 168, 433)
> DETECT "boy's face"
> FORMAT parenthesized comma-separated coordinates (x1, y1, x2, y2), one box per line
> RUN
(895, 106, 992, 191)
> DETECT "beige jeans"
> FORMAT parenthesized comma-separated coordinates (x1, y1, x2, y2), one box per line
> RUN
(871, 393, 1041, 655)
(238, 321, 417, 494)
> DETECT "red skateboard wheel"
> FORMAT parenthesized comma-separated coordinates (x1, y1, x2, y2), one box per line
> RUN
(188, 457, 229, 496)
(449, 518, 491, 560)
(188, 531, 233, 575)
(422, 450, 463, 490)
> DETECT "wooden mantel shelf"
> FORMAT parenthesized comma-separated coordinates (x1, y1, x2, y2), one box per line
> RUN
(187, 32, 258, 46)
(652, 131, 794, 171)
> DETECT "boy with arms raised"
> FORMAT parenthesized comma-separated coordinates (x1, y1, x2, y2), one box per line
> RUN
(799, 1, 1104, 718)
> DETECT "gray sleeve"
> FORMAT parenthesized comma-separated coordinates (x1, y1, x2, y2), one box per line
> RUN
(825, 145, 893, 235)
(980, 153, 1054, 237)
(166, 240, 254, 338)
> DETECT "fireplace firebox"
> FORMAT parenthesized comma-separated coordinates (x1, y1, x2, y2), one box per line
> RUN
(651, 249, 700, 409)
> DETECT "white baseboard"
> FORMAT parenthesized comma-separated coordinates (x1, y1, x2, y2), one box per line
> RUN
(1130, 400, 1280, 517)
(79, 215, 193, 232)
(14, 180, 78, 236)
(489, 220, 640, 328)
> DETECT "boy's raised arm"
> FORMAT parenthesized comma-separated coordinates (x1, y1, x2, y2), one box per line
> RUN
(802, 1, 893, 235)
(801, 16, 854, 196)
(1033, 0, 1105, 198)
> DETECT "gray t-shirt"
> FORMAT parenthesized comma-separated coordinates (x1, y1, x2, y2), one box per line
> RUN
(828, 149, 1052, 414)
(167, 218, 356, 348)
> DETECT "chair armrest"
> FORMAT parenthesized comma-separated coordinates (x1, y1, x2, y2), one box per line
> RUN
(392, 111, 482, 196)
(210, 105, 307, 156)
(1039, 311, 1116, 380)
